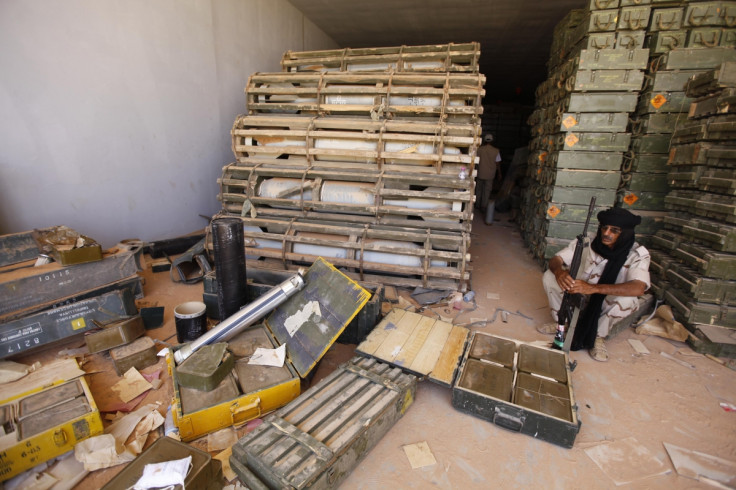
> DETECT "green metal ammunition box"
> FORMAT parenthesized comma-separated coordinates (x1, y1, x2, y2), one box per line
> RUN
(656, 47, 736, 70)
(110, 336, 158, 377)
(617, 30, 646, 49)
(673, 241, 736, 279)
(627, 153, 669, 173)
(626, 171, 670, 192)
(84, 315, 145, 354)
(557, 131, 631, 152)
(553, 150, 624, 170)
(721, 28, 736, 47)
(631, 133, 673, 154)
(554, 168, 622, 188)
(619, 5, 652, 30)
(637, 90, 694, 113)
(570, 69, 644, 92)
(589, 0, 619, 10)
(699, 168, 736, 195)
(683, 2, 730, 28)
(650, 7, 684, 31)
(666, 215, 736, 252)
(576, 48, 649, 69)
(666, 262, 736, 305)
(647, 30, 688, 54)
(646, 70, 704, 93)
(687, 27, 723, 48)
(550, 186, 617, 206)
(619, 190, 668, 210)
(632, 112, 688, 134)
(588, 9, 620, 32)
(667, 165, 706, 189)
(561, 91, 639, 112)
(583, 32, 617, 49)
(546, 202, 608, 223)
(557, 112, 629, 133)
(176, 343, 235, 392)
(665, 287, 736, 327)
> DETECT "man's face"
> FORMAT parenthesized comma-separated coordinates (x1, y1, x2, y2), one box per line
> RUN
(600, 225, 622, 249)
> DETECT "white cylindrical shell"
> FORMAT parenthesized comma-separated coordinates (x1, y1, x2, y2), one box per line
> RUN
(320, 181, 375, 205)
(258, 178, 313, 202)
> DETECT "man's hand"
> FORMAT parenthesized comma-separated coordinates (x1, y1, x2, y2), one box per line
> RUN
(549, 255, 574, 291)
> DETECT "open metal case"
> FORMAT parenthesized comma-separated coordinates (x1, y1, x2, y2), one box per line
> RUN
(166, 257, 370, 442)
(357, 308, 581, 448)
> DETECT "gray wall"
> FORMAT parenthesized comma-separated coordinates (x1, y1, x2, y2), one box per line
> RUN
(0, 0, 336, 246)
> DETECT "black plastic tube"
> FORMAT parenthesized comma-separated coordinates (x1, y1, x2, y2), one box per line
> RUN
(212, 217, 247, 320)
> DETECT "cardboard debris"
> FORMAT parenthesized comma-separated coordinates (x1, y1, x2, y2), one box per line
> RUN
(628, 339, 650, 355)
(486, 292, 500, 300)
(74, 434, 136, 471)
(207, 427, 238, 453)
(636, 305, 689, 342)
(584, 437, 670, 486)
(111, 367, 153, 403)
(664, 442, 736, 488)
(403, 441, 437, 469)
(214, 447, 237, 482)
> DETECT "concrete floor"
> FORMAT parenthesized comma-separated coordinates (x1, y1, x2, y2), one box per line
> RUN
(14, 209, 736, 489)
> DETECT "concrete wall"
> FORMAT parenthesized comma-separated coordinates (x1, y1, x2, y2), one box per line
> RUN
(0, 0, 336, 246)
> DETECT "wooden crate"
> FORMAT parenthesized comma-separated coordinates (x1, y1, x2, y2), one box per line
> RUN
(218, 164, 473, 233)
(280, 42, 480, 73)
(245, 72, 484, 122)
(231, 115, 480, 176)
(208, 215, 471, 291)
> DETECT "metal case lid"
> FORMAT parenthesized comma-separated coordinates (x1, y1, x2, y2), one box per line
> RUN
(266, 258, 370, 378)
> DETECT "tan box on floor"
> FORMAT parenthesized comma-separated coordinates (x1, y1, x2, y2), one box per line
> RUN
(110, 336, 158, 376)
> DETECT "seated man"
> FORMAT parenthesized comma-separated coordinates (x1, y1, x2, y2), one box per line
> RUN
(538, 207, 651, 362)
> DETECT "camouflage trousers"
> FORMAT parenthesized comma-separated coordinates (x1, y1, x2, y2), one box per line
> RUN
(542, 269, 640, 338)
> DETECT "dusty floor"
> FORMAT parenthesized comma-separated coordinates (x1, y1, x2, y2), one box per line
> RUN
(11, 210, 736, 489)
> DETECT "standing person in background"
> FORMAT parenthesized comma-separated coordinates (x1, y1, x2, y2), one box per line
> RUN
(476, 134, 502, 220)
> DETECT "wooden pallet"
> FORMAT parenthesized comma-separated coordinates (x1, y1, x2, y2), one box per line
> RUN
(280, 42, 480, 73)
(245, 72, 485, 121)
(231, 114, 480, 175)
(209, 214, 472, 291)
(218, 164, 474, 233)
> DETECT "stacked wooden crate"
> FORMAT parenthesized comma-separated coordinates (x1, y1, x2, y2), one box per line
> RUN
(647, 62, 736, 357)
(620, 1, 736, 244)
(218, 44, 485, 291)
(522, 3, 650, 262)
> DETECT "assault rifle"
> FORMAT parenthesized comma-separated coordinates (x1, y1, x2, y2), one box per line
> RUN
(553, 196, 596, 351)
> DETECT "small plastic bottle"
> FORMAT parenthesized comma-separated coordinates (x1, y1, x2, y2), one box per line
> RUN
(458, 166, 468, 180)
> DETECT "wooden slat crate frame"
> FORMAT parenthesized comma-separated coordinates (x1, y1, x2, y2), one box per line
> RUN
(218, 163, 474, 232)
(280, 42, 480, 73)
(208, 215, 471, 291)
(244, 72, 485, 121)
(231, 114, 481, 175)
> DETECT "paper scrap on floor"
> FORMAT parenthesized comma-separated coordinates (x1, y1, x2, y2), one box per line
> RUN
(664, 442, 736, 488)
(403, 441, 437, 469)
(111, 367, 153, 403)
(214, 447, 238, 482)
(584, 437, 670, 486)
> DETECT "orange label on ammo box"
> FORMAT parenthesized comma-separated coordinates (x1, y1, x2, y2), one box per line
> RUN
(650, 94, 667, 109)
(623, 193, 639, 205)
(547, 205, 561, 218)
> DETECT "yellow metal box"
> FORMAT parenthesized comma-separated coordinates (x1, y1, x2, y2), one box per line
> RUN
(0, 368, 103, 481)
(168, 258, 370, 442)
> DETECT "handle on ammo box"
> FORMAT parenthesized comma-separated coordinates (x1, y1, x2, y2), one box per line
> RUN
(493, 407, 525, 432)
(232, 397, 262, 424)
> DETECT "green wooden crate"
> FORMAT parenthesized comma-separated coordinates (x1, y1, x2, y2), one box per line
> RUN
(636, 90, 694, 113)
(673, 241, 736, 279)
(627, 171, 670, 192)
